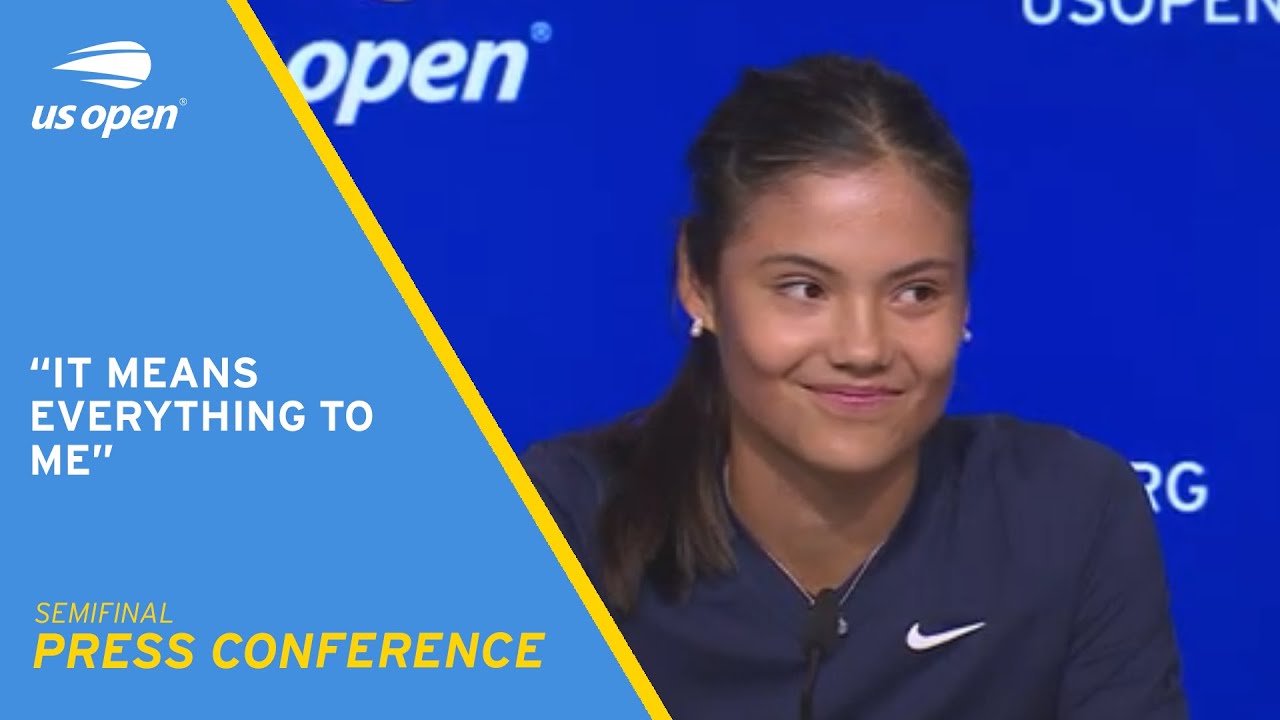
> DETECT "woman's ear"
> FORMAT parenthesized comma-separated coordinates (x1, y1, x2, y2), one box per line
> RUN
(676, 223, 716, 336)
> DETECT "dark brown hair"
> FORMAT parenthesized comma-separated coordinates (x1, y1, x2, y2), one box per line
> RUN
(594, 53, 975, 614)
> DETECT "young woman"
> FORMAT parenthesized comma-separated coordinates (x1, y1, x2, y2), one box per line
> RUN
(521, 54, 1188, 720)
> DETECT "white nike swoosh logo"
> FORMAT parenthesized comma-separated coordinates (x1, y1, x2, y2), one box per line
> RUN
(906, 621, 986, 651)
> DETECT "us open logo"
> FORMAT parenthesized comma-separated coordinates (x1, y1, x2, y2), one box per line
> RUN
(32, 41, 184, 139)
(286, 20, 553, 126)
(53, 41, 152, 88)
(1023, 0, 1280, 25)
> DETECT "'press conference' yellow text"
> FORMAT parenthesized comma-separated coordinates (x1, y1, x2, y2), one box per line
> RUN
(33, 631, 546, 670)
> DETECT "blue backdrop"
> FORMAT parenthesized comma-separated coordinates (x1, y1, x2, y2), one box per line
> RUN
(250, 1, 1280, 716)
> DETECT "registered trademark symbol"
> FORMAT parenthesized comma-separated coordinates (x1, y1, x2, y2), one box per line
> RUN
(530, 21, 552, 43)
(179, 97, 188, 106)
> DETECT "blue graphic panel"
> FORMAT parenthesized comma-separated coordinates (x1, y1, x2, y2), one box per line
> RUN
(2, 1, 647, 717)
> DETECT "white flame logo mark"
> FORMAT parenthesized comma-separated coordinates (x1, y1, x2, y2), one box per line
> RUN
(53, 41, 152, 89)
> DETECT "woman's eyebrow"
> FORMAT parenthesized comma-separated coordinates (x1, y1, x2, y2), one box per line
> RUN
(757, 254, 956, 281)
(883, 258, 957, 282)
(757, 253, 839, 275)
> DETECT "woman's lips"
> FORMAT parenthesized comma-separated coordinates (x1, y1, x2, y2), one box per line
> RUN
(804, 383, 903, 415)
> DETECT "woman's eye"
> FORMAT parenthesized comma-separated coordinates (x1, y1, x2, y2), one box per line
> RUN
(779, 281, 825, 301)
(896, 284, 940, 305)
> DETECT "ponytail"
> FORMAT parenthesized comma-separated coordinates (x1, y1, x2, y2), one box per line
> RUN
(595, 333, 735, 614)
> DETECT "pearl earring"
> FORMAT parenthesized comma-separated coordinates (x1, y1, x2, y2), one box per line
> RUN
(963, 327, 973, 343)
(690, 317, 704, 338)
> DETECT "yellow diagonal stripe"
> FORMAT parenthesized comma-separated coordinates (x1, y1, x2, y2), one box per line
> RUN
(224, 2, 670, 717)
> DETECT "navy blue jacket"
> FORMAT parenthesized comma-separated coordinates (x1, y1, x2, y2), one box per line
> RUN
(522, 414, 1188, 719)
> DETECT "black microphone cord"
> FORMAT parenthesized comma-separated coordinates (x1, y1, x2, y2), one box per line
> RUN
(800, 645, 822, 720)
(799, 589, 840, 720)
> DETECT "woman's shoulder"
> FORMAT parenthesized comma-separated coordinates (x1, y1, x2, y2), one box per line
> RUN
(518, 421, 633, 548)
(521, 426, 615, 502)
(938, 413, 1147, 510)
(942, 417, 1184, 712)
(519, 418, 646, 571)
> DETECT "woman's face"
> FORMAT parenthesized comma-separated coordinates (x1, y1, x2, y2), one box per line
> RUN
(682, 158, 968, 476)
